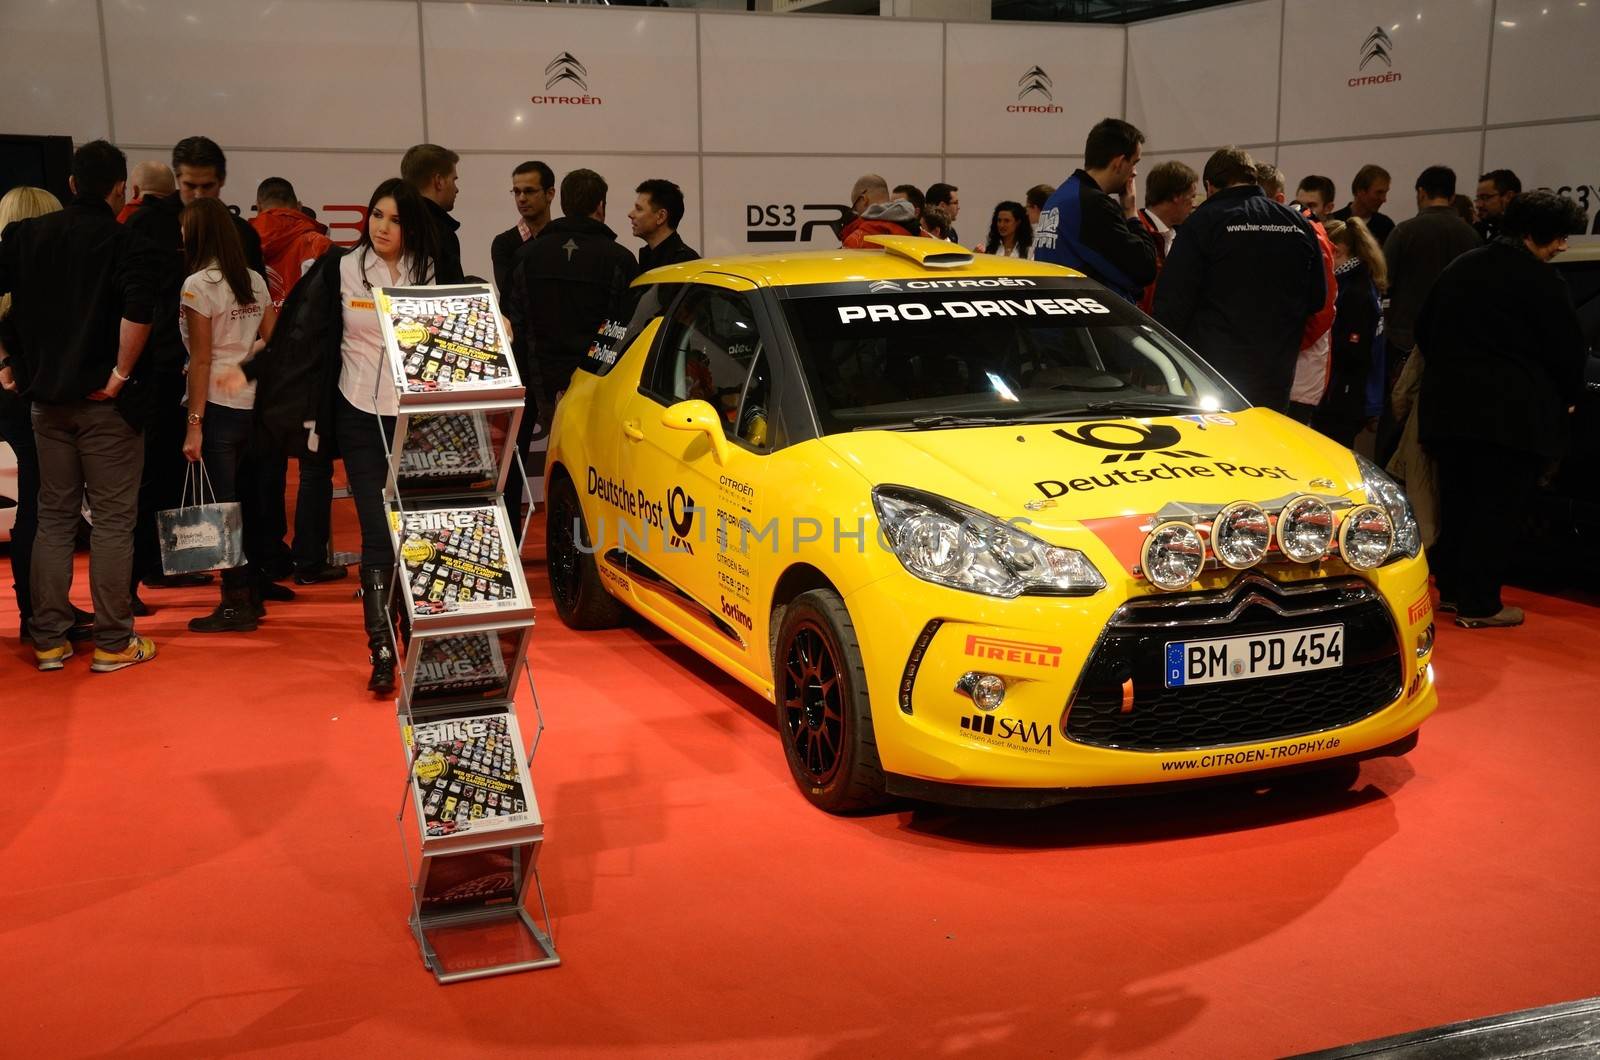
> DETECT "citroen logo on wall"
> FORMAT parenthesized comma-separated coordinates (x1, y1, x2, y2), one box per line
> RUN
(533, 52, 603, 105)
(1359, 27, 1393, 70)
(1017, 66, 1054, 102)
(545, 52, 589, 91)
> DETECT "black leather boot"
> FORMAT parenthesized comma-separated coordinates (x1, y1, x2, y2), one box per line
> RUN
(360, 565, 396, 694)
(189, 585, 260, 633)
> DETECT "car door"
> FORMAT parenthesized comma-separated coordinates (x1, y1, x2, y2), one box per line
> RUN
(619, 277, 775, 659)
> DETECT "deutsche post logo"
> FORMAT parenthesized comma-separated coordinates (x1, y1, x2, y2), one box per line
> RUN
(1052, 422, 1207, 464)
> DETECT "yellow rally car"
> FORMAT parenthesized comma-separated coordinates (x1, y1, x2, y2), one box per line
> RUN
(543, 236, 1438, 812)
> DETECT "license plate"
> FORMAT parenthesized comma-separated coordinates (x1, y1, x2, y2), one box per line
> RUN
(1165, 624, 1344, 687)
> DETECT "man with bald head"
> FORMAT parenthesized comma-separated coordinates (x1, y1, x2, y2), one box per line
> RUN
(116, 161, 174, 223)
(840, 173, 922, 248)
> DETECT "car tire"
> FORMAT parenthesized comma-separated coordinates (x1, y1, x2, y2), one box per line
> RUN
(545, 472, 625, 630)
(774, 589, 888, 814)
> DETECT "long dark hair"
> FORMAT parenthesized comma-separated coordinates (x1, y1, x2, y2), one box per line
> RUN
(355, 177, 440, 285)
(182, 197, 256, 305)
(985, 201, 1032, 255)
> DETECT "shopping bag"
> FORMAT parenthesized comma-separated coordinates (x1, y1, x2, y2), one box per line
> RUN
(156, 460, 245, 575)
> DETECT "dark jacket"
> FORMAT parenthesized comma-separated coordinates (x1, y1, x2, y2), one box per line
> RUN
(1331, 205, 1395, 245)
(1417, 239, 1586, 461)
(491, 223, 533, 299)
(638, 230, 700, 272)
(125, 191, 265, 374)
(424, 198, 466, 284)
(1320, 259, 1383, 427)
(505, 216, 638, 398)
(1382, 205, 1480, 351)
(0, 198, 159, 408)
(1034, 170, 1156, 303)
(1152, 183, 1327, 411)
(243, 247, 347, 459)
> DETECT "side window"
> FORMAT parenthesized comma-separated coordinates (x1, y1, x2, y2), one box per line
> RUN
(734, 350, 776, 450)
(579, 284, 667, 377)
(646, 287, 765, 442)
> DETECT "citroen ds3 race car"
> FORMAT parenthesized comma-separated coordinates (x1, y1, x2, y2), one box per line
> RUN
(543, 236, 1438, 812)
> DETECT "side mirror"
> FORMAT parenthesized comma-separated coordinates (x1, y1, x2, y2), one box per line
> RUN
(659, 399, 730, 465)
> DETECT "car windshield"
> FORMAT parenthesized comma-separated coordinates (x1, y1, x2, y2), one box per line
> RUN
(779, 277, 1247, 433)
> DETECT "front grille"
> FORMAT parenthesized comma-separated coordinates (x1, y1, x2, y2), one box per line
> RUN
(1066, 575, 1403, 752)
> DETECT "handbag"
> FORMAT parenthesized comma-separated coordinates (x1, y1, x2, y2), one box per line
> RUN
(156, 460, 245, 575)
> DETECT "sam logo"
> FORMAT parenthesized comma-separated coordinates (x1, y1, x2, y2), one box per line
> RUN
(1350, 27, 1402, 87)
(1009, 65, 1064, 114)
(533, 52, 603, 105)
(1053, 421, 1207, 464)
(959, 713, 1053, 750)
(746, 203, 853, 244)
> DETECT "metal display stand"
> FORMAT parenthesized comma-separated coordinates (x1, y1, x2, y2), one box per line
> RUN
(376, 283, 558, 984)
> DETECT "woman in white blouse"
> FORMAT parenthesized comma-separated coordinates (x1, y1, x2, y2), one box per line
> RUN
(976, 201, 1035, 259)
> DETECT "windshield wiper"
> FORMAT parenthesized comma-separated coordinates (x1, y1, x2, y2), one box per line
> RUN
(1080, 399, 1207, 416)
(863, 414, 1013, 431)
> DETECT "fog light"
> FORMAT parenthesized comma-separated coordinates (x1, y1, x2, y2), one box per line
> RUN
(1277, 495, 1335, 562)
(957, 671, 1007, 711)
(1141, 520, 1206, 590)
(1338, 504, 1394, 570)
(1212, 501, 1271, 569)
(1416, 622, 1435, 657)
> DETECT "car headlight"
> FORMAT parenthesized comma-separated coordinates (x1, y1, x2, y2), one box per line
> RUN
(1142, 520, 1206, 590)
(1211, 501, 1270, 569)
(1338, 504, 1394, 570)
(872, 485, 1105, 598)
(1355, 453, 1420, 561)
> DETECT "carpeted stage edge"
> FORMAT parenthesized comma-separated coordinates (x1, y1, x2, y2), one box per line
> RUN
(4, 525, 1598, 1059)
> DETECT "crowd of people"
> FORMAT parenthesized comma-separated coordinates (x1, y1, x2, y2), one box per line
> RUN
(0, 137, 694, 687)
(0, 123, 1589, 684)
(854, 118, 1587, 629)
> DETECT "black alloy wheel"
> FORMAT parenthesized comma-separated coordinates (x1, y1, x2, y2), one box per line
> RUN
(545, 473, 624, 630)
(774, 589, 887, 813)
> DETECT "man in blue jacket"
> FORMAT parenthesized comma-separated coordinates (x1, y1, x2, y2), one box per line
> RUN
(1153, 147, 1326, 412)
(1034, 118, 1157, 303)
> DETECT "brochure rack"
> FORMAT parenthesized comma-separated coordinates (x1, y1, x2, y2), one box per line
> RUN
(377, 283, 558, 984)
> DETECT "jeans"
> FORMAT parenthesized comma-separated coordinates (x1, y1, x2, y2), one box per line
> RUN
(31, 399, 144, 651)
(199, 402, 266, 590)
(334, 393, 395, 567)
(0, 390, 39, 625)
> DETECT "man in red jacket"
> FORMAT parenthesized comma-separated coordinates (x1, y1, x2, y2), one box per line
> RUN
(251, 177, 334, 307)
(840, 174, 924, 248)
(1257, 164, 1336, 422)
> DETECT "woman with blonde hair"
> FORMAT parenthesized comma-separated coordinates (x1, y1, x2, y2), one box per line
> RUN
(1313, 216, 1387, 448)
(0, 186, 89, 642)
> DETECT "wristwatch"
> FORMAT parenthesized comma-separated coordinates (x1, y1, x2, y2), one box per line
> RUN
(187, 412, 203, 426)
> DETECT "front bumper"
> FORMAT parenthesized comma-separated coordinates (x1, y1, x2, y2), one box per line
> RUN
(846, 557, 1439, 795)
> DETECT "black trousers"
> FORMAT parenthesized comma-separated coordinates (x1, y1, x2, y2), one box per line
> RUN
(292, 448, 335, 570)
(334, 393, 395, 568)
(0, 389, 39, 624)
(131, 371, 188, 585)
(504, 387, 552, 546)
(1429, 440, 1543, 619)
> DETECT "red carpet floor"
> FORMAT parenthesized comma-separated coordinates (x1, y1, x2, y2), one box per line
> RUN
(3, 528, 1599, 1058)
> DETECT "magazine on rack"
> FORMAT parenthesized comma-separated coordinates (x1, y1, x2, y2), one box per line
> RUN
(405, 707, 534, 841)
(376, 284, 519, 396)
(411, 632, 511, 701)
(393, 505, 525, 618)
(397, 410, 498, 490)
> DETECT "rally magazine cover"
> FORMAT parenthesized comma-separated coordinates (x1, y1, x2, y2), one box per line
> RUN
(396, 411, 498, 492)
(405, 708, 535, 841)
(376, 284, 520, 397)
(394, 505, 526, 618)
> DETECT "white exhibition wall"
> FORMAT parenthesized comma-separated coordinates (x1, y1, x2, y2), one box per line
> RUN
(3, 0, 1596, 283)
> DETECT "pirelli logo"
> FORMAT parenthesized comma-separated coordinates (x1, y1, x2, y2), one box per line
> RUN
(964, 634, 1062, 669)
(1408, 593, 1432, 625)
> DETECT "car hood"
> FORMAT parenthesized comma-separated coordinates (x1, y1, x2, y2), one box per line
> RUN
(820, 409, 1367, 532)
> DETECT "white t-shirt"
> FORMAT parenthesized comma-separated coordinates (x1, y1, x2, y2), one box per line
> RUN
(180, 265, 270, 410)
(339, 249, 430, 417)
